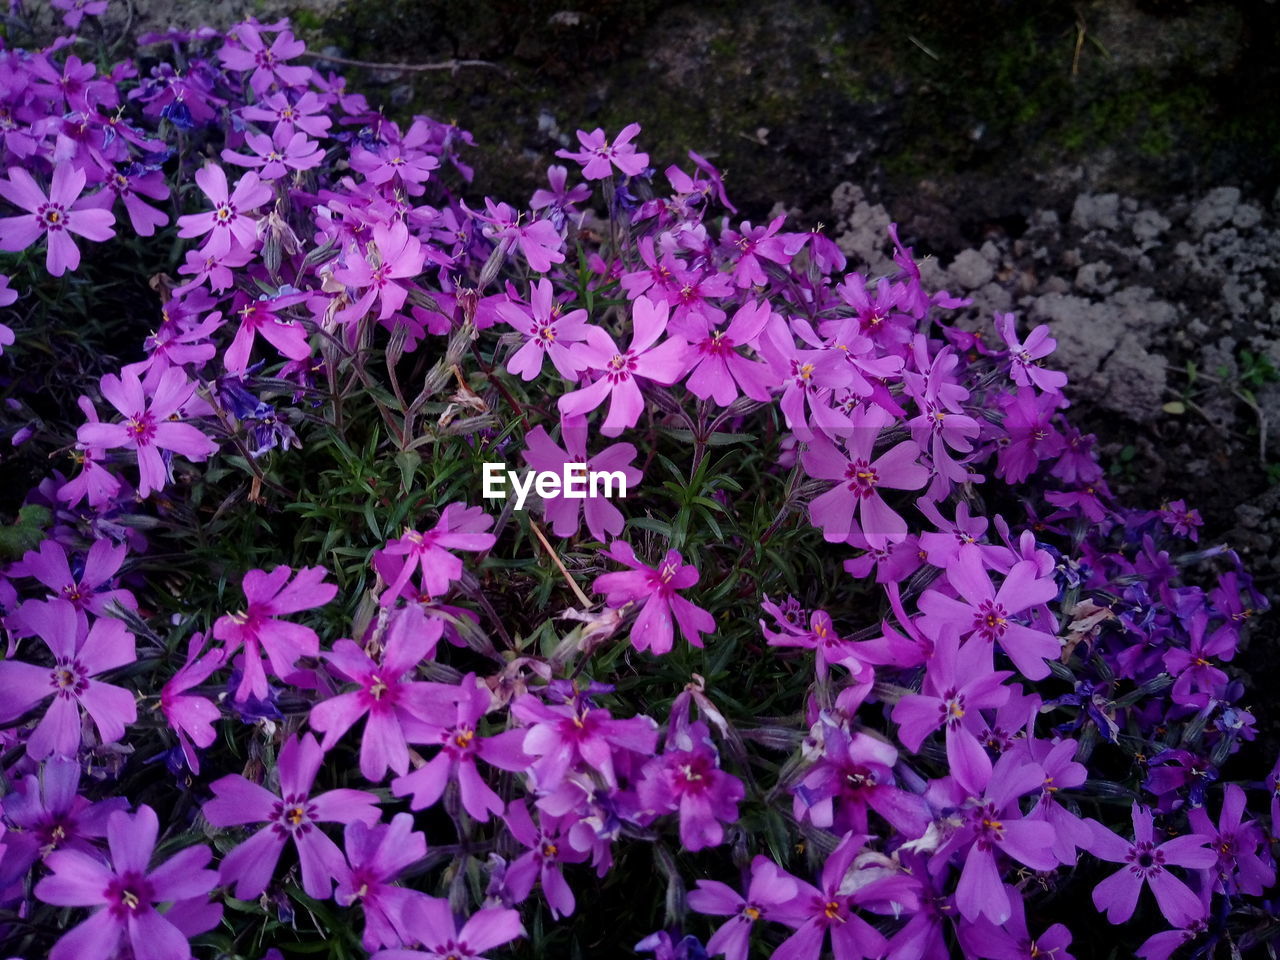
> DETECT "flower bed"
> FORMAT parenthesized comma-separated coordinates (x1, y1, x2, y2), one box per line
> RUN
(0, 7, 1275, 960)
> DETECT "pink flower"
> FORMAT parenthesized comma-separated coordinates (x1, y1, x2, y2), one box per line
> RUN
(212, 565, 338, 702)
(501, 803, 587, 919)
(918, 552, 1060, 681)
(1086, 803, 1217, 927)
(103, 167, 170, 237)
(684, 300, 776, 406)
(160, 633, 224, 774)
(0, 599, 136, 760)
(688, 856, 799, 960)
(204, 733, 380, 900)
(636, 721, 744, 851)
(335, 813, 430, 950)
(556, 123, 649, 180)
(592, 541, 715, 655)
(801, 406, 929, 548)
(333, 220, 426, 324)
(218, 23, 312, 95)
(510, 691, 658, 791)
(224, 289, 311, 374)
(496, 278, 591, 381)
(309, 606, 457, 782)
(391, 675, 529, 821)
(373, 503, 495, 606)
(223, 125, 324, 180)
(176, 164, 272, 259)
(557, 295, 692, 437)
(995, 312, 1068, 392)
(371, 897, 524, 960)
(519, 417, 642, 541)
(0, 165, 116, 276)
(76, 366, 218, 498)
(35, 805, 219, 960)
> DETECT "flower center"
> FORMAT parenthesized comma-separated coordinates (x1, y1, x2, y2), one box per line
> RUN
(50, 660, 88, 697)
(39, 203, 68, 230)
(844, 459, 879, 497)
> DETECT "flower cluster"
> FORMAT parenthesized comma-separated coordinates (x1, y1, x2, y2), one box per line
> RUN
(0, 8, 1274, 960)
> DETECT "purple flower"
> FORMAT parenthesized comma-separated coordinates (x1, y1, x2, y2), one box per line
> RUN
(557, 295, 692, 436)
(685, 300, 776, 406)
(224, 289, 311, 374)
(12, 537, 135, 625)
(218, 23, 312, 94)
(160, 633, 224, 774)
(52, 0, 109, 29)
(520, 417, 642, 542)
(0, 755, 126, 884)
(203, 733, 380, 899)
(511, 691, 657, 792)
(310, 607, 457, 782)
(373, 503, 495, 606)
(501, 803, 586, 919)
(592, 541, 715, 655)
(688, 856, 798, 960)
(0, 164, 116, 276)
(770, 832, 918, 960)
(918, 552, 1060, 680)
(335, 813, 429, 950)
(223, 124, 324, 180)
(370, 897, 524, 960)
(176, 164, 272, 259)
(390, 674, 530, 821)
(1185, 783, 1274, 896)
(34, 805, 219, 960)
(556, 123, 648, 180)
(802, 406, 929, 548)
(1086, 803, 1217, 927)
(212, 565, 337, 702)
(994, 312, 1068, 393)
(637, 721, 744, 851)
(0, 599, 136, 759)
(496, 278, 591, 380)
(76, 365, 218, 498)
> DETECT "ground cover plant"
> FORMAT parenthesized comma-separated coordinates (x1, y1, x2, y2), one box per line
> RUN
(0, 5, 1276, 959)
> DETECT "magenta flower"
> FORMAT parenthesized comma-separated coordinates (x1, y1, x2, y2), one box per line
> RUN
(557, 296, 692, 436)
(891, 625, 1012, 795)
(721, 216, 792, 288)
(637, 721, 744, 851)
(176, 164, 272, 259)
(218, 23, 312, 94)
(956, 892, 1075, 960)
(390, 674, 529, 821)
(685, 300, 776, 406)
(995, 312, 1068, 393)
(373, 503, 495, 605)
(13, 536, 135, 625)
(0, 164, 115, 276)
(332, 220, 426, 324)
(918, 552, 1060, 680)
(241, 90, 333, 138)
(203, 733, 380, 900)
(370, 897, 524, 960)
(496, 278, 591, 381)
(34, 805, 219, 960)
(520, 417, 642, 541)
(335, 813, 430, 950)
(556, 123, 649, 180)
(592, 541, 715, 655)
(160, 633, 224, 774)
(1185, 783, 1274, 896)
(224, 289, 311, 374)
(932, 753, 1058, 924)
(223, 125, 324, 180)
(310, 607, 459, 782)
(511, 691, 658, 791)
(1086, 803, 1217, 927)
(771, 832, 918, 960)
(75, 366, 217, 498)
(688, 856, 799, 960)
(801, 407, 929, 548)
(501, 803, 587, 919)
(104, 167, 170, 237)
(0, 599, 136, 759)
(212, 565, 338, 702)
(0, 755, 126, 883)
(52, 0, 109, 29)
